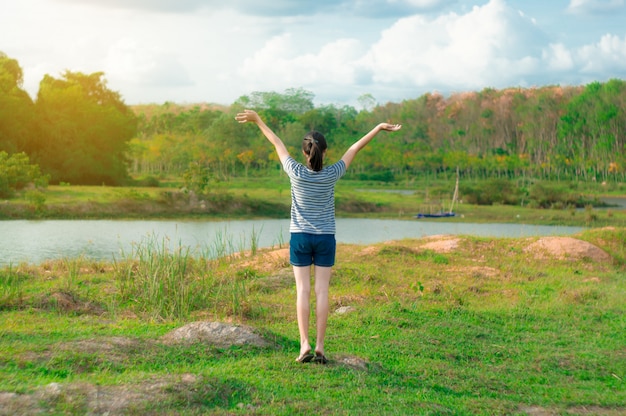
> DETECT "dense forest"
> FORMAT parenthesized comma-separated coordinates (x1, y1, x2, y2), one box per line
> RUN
(1, 51, 626, 195)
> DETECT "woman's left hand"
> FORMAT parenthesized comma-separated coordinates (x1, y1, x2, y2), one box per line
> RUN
(235, 109, 261, 124)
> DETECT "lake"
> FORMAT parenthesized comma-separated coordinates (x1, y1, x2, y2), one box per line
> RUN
(0, 219, 585, 266)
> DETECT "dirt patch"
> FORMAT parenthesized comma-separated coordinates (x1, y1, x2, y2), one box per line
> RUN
(359, 236, 461, 256)
(448, 265, 500, 278)
(418, 236, 461, 253)
(360, 245, 381, 256)
(36, 291, 105, 315)
(524, 237, 611, 262)
(239, 247, 290, 273)
(0, 374, 244, 416)
(519, 405, 626, 416)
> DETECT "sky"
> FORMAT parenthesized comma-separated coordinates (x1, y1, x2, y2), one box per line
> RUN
(2, 0, 626, 108)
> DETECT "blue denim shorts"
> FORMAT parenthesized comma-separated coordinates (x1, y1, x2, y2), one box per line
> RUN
(290, 233, 336, 267)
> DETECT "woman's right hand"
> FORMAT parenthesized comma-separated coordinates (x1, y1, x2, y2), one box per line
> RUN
(378, 123, 402, 132)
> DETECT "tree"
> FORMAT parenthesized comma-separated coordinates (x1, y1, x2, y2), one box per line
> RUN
(34, 71, 137, 185)
(357, 93, 376, 112)
(0, 52, 35, 155)
(557, 81, 626, 180)
(234, 88, 315, 131)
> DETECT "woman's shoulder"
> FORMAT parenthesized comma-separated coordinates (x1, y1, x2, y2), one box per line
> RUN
(324, 160, 346, 173)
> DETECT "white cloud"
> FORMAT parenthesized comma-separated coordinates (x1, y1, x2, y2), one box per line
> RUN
(238, 0, 607, 103)
(401, 0, 452, 6)
(238, 34, 365, 92)
(4, 0, 626, 106)
(362, 0, 545, 90)
(576, 34, 626, 73)
(53, 0, 455, 17)
(543, 44, 575, 71)
(104, 39, 192, 86)
(233, 0, 561, 103)
(567, 0, 625, 14)
(53, 0, 221, 13)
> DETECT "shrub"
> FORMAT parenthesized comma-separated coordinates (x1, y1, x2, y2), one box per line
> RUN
(0, 151, 49, 198)
(527, 182, 595, 208)
(134, 175, 160, 187)
(460, 179, 523, 206)
(357, 170, 395, 182)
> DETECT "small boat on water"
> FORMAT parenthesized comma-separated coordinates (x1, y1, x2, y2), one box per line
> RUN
(415, 170, 459, 219)
(415, 211, 456, 218)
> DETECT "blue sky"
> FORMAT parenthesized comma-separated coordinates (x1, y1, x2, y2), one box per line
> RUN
(2, 0, 625, 107)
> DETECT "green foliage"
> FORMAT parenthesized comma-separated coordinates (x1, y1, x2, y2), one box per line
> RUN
(356, 170, 395, 182)
(182, 161, 213, 195)
(181, 161, 234, 209)
(558, 80, 626, 179)
(234, 87, 315, 129)
(0, 53, 35, 155)
(460, 178, 524, 205)
(0, 265, 26, 308)
(136, 103, 223, 137)
(130, 80, 626, 183)
(0, 151, 49, 198)
(25, 189, 47, 213)
(527, 181, 599, 209)
(458, 179, 609, 209)
(132, 175, 160, 187)
(34, 71, 137, 185)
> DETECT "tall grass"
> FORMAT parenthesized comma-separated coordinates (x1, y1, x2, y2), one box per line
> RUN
(112, 230, 262, 321)
(62, 257, 82, 293)
(0, 264, 24, 308)
(114, 235, 205, 320)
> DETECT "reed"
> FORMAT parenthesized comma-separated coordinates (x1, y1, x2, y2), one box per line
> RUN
(0, 264, 24, 308)
(114, 235, 198, 320)
(111, 230, 262, 320)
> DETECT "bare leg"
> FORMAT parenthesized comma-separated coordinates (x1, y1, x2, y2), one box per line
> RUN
(293, 265, 312, 357)
(313, 266, 332, 356)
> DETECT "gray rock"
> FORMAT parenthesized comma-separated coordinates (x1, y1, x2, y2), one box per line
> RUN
(161, 321, 271, 348)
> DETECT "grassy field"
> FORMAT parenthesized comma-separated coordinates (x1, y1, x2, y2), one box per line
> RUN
(1, 226, 625, 415)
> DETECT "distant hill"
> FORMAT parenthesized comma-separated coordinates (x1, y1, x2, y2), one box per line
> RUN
(130, 102, 229, 118)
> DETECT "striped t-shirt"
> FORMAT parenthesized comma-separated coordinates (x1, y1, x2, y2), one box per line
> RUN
(282, 156, 347, 234)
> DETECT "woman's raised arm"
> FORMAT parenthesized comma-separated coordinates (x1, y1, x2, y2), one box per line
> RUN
(340, 123, 401, 169)
(235, 109, 290, 163)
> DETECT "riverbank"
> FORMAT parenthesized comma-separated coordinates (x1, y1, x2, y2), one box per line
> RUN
(2, 182, 626, 227)
(1, 228, 624, 414)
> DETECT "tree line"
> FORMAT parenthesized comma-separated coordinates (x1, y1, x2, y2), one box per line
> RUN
(2, 51, 625, 194)
(130, 82, 626, 183)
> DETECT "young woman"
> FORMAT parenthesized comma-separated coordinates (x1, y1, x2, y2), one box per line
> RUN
(235, 109, 401, 364)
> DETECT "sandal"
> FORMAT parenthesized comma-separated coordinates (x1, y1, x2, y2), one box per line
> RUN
(312, 351, 328, 364)
(295, 351, 314, 363)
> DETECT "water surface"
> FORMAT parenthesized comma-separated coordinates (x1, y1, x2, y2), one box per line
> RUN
(0, 219, 584, 266)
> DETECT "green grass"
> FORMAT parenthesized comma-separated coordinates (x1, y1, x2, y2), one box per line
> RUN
(1, 228, 625, 414)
